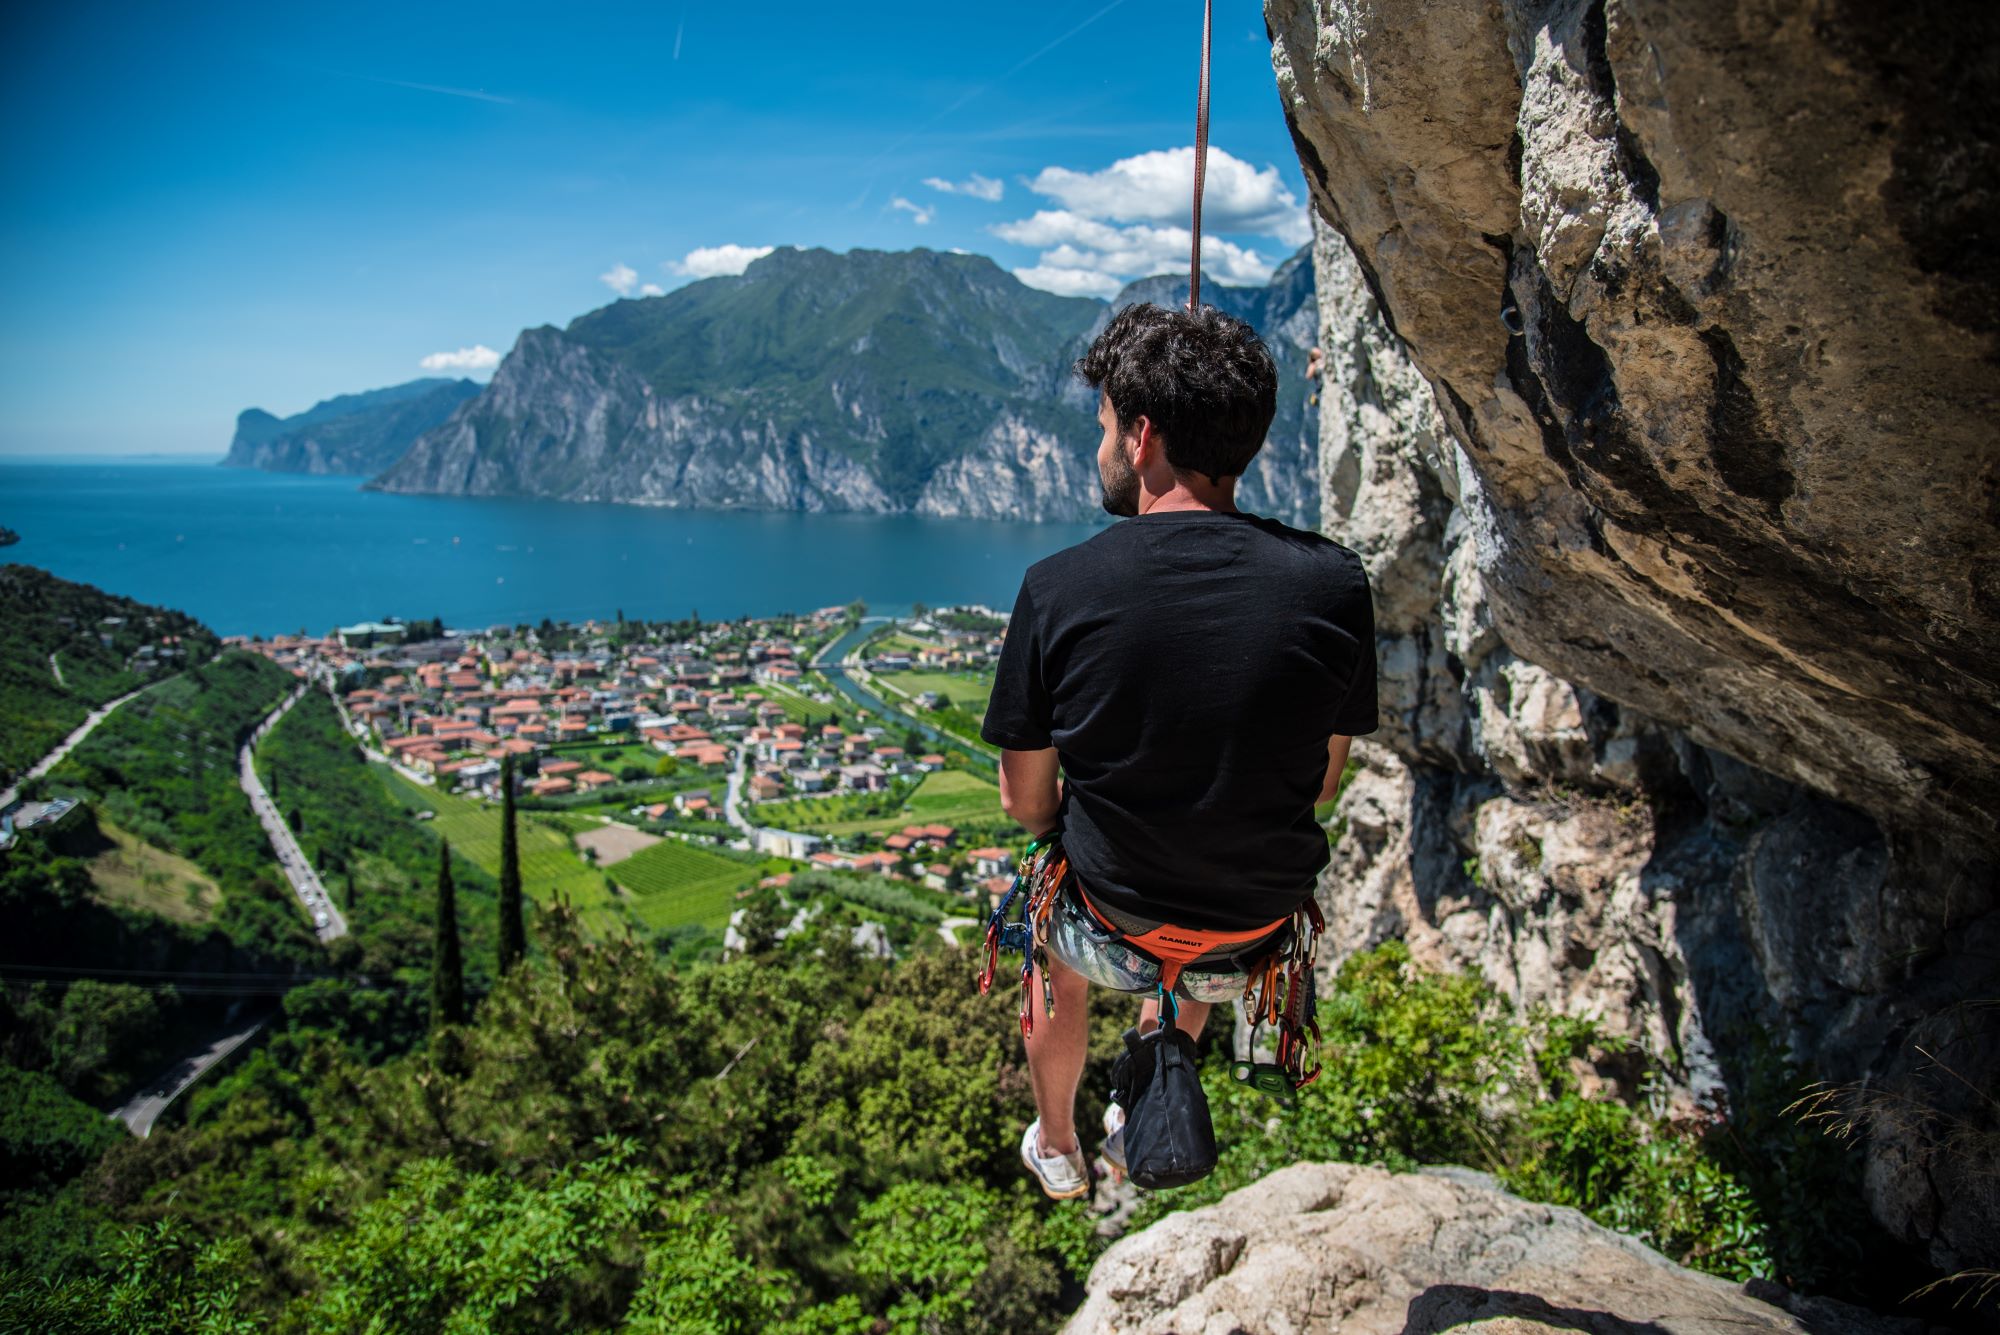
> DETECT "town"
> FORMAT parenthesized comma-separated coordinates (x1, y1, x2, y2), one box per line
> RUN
(228, 602, 1024, 917)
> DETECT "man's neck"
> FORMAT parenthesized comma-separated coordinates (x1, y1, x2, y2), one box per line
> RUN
(1137, 478, 1240, 515)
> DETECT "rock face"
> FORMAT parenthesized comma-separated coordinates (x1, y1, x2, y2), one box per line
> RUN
(370, 247, 1322, 527)
(222, 378, 480, 476)
(1268, 0, 1999, 1271)
(1067, 1163, 1907, 1335)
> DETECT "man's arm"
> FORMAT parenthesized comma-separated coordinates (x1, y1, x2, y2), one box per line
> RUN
(999, 747, 1062, 836)
(1317, 734, 1355, 805)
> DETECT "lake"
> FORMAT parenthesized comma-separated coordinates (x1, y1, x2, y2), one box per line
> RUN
(0, 461, 1105, 636)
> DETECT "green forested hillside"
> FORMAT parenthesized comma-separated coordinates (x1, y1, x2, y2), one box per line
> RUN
(52, 652, 310, 955)
(0, 902, 1886, 1332)
(0, 565, 219, 786)
(254, 690, 498, 980)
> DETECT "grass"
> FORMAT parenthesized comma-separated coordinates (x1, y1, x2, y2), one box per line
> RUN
(603, 839, 755, 931)
(872, 632, 942, 658)
(758, 769, 1003, 837)
(379, 768, 617, 920)
(755, 678, 848, 730)
(902, 769, 1002, 818)
(544, 741, 661, 772)
(528, 812, 604, 835)
(84, 820, 222, 925)
(875, 669, 994, 719)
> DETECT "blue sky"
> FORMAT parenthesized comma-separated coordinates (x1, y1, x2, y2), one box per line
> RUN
(0, 1, 1313, 456)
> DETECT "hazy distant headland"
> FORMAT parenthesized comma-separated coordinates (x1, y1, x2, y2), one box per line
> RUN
(223, 378, 481, 477)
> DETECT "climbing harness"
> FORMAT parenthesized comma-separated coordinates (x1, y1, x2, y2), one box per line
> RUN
(977, 835, 1327, 1095)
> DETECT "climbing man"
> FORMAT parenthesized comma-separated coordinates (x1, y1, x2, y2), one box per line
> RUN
(983, 302, 1377, 1199)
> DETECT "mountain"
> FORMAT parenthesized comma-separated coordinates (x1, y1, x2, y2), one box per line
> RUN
(223, 378, 482, 476)
(368, 247, 1321, 526)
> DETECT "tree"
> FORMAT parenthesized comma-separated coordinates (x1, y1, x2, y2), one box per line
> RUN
(430, 840, 465, 1030)
(497, 757, 525, 974)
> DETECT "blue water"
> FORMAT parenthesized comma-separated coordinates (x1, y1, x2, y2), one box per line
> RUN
(0, 462, 1103, 636)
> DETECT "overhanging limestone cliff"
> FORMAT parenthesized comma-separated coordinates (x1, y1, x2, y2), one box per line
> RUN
(1270, 0, 1998, 1270)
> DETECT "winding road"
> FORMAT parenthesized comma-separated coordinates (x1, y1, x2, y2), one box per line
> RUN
(111, 1010, 271, 1137)
(239, 684, 349, 943)
(0, 684, 151, 809)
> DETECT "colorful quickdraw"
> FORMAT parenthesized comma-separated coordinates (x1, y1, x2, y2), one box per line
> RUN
(1234, 894, 1325, 1095)
(976, 834, 1070, 1037)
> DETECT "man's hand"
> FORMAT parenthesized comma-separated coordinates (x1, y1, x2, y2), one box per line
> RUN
(1317, 734, 1354, 805)
(999, 747, 1062, 836)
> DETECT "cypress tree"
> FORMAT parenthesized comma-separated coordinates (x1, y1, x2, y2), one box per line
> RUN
(430, 839, 465, 1030)
(497, 754, 526, 972)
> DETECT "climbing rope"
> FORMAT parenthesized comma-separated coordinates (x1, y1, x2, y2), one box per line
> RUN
(1187, 0, 1212, 310)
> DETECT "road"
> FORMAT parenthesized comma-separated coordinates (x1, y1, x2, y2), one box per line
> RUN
(111, 1010, 271, 1137)
(239, 684, 349, 943)
(48, 651, 65, 687)
(0, 684, 151, 809)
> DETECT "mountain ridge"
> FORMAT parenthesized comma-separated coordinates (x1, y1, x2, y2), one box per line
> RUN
(366, 246, 1320, 526)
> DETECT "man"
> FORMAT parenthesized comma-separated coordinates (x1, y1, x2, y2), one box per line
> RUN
(981, 302, 1376, 1200)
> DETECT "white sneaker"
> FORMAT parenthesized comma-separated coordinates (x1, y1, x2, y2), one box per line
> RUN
(1101, 1102, 1127, 1180)
(1020, 1119, 1089, 1200)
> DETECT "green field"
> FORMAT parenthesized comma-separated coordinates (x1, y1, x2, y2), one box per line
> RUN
(605, 839, 756, 931)
(901, 769, 1001, 817)
(754, 677, 847, 729)
(544, 741, 665, 772)
(876, 668, 994, 719)
(760, 769, 1004, 837)
(379, 768, 621, 931)
(871, 631, 933, 657)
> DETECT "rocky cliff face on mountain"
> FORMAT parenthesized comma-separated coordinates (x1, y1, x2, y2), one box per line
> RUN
(1268, 0, 1998, 1275)
(223, 378, 480, 476)
(368, 247, 1323, 527)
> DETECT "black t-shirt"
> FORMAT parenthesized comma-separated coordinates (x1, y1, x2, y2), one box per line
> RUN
(981, 509, 1376, 930)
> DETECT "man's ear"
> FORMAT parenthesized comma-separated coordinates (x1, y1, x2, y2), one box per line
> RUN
(1129, 414, 1157, 466)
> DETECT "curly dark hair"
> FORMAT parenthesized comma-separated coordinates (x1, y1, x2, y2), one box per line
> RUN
(1074, 302, 1278, 484)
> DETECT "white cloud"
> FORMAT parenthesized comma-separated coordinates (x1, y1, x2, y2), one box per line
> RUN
(639, 283, 665, 297)
(923, 173, 1005, 202)
(991, 208, 1276, 297)
(987, 144, 1308, 299)
(1013, 266, 1123, 299)
(419, 345, 501, 373)
(665, 244, 776, 278)
(599, 262, 639, 296)
(891, 197, 936, 225)
(1029, 145, 1311, 245)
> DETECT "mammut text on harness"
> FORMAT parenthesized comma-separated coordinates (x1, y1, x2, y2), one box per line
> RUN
(975, 835, 1327, 1096)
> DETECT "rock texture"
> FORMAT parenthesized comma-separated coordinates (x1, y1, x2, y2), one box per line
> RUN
(1270, 0, 1999, 1272)
(1067, 1163, 1909, 1335)
(223, 378, 480, 476)
(370, 247, 1322, 527)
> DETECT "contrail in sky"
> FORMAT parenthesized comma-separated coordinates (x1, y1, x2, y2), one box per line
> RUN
(674, 15, 684, 60)
(860, 0, 1132, 176)
(332, 71, 515, 104)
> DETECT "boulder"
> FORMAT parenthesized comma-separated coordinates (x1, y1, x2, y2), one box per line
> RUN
(1065, 1163, 1914, 1335)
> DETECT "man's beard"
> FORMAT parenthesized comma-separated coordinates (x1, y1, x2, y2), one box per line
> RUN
(1099, 444, 1140, 517)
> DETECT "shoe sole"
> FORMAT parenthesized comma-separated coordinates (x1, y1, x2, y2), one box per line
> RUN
(1022, 1142, 1090, 1200)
